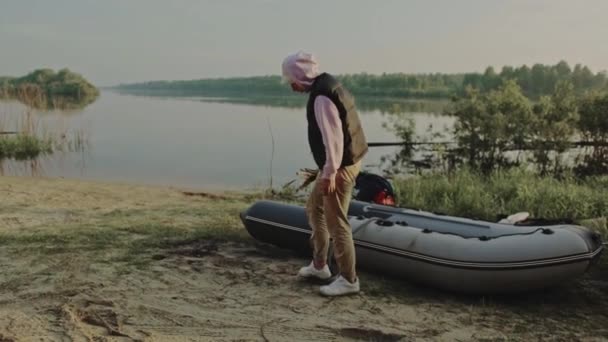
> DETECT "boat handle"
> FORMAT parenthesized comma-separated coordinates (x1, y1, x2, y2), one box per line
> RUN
(375, 219, 394, 227)
(375, 219, 409, 227)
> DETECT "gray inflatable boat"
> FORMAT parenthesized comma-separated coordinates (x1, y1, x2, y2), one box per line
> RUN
(240, 200, 604, 294)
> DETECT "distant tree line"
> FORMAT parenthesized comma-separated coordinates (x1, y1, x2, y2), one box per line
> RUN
(114, 61, 607, 100)
(0, 69, 99, 109)
(461, 61, 607, 99)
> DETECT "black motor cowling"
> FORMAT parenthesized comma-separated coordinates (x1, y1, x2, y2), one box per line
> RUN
(354, 171, 396, 206)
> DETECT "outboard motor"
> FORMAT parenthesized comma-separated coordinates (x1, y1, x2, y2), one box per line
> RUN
(354, 171, 396, 206)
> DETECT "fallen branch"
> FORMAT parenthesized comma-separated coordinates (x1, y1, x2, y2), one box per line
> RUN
(181, 191, 230, 200)
(260, 318, 288, 342)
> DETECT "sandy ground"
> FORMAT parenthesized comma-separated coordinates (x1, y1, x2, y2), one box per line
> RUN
(1, 175, 607, 341)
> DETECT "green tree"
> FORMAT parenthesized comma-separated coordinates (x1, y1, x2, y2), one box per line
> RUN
(449, 80, 534, 172)
(555, 60, 571, 79)
(482, 66, 502, 91)
(576, 91, 608, 175)
(530, 81, 579, 175)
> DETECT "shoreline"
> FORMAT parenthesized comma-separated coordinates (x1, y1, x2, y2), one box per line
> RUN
(0, 172, 270, 194)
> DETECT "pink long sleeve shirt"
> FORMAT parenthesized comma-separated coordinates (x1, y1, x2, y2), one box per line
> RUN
(313, 95, 343, 181)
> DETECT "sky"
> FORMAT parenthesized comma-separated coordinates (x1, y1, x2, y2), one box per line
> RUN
(1, 0, 607, 86)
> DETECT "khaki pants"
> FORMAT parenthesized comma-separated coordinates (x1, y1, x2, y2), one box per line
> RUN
(306, 161, 361, 283)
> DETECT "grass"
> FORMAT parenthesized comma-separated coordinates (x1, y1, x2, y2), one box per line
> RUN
(392, 167, 608, 239)
(0, 178, 261, 270)
(0, 134, 53, 159)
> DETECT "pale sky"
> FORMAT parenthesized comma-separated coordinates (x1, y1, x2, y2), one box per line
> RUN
(1, 0, 607, 86)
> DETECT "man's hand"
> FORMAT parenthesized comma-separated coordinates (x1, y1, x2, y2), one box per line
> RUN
(321, 176, 336, 196)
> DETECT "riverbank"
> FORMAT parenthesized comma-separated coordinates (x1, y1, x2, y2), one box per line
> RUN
(1, 175, 607, 341)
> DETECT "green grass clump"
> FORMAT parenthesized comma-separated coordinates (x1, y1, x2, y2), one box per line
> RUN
(393, 167, 608, 238)
(0, 134, 53, 159)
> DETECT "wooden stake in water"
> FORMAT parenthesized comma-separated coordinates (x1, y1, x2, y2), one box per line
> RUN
(266, 116, 275, 190)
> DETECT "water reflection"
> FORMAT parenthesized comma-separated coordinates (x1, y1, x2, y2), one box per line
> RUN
(0, 158, 45, 177)
(0, 150, 89, 178)
(109, 89, 450, 115)
(1, 91, 455, 189)
(0, 98, 92, 162)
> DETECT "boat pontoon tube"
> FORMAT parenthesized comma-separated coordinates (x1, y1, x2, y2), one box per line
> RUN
(240, 200, 604, 294)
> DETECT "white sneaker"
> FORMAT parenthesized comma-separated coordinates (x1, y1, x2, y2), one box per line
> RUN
(319, 275, 360, 296)
(297, 261, 332, 280)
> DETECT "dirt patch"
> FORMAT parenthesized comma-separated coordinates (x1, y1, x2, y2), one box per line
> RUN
(168, 239, 220, 258)
(62, 298, 129, 338)
(0, 335, 15, 342)
(2, 238, 608, 341)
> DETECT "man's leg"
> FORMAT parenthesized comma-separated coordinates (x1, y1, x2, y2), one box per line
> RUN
(298, 173, 332, 279)
(323, 161, 361, 284)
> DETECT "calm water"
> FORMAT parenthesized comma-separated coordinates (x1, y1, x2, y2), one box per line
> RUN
(0, 91, 454, 190)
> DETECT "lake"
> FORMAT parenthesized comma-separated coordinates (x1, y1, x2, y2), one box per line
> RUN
(0, 91, 454, 191)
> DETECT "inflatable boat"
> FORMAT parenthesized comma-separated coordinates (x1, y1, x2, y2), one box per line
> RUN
(240, 200, 604, 294)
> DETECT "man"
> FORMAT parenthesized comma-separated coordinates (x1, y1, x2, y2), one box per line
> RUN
(281, 51, 368, 296)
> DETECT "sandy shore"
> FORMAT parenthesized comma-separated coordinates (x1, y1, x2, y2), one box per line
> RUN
(1, 175, 607, 341)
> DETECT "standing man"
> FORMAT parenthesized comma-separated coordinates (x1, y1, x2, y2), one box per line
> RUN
(281, 51, 368, 296)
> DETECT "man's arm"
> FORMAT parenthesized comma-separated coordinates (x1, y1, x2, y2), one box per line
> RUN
(314, 95, 343, 181)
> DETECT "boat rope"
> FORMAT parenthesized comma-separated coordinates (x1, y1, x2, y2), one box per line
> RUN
(368, 217, 555, 241)
(419, 226, 553, 241)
